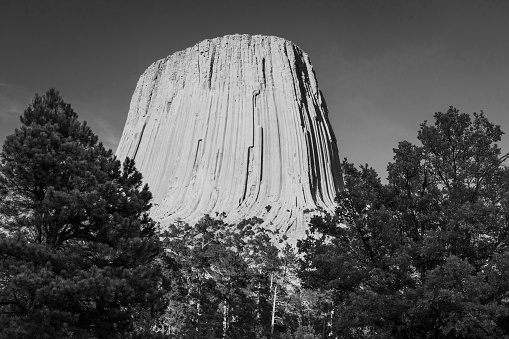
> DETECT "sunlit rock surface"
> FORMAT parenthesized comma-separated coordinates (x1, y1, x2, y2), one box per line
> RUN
(116, 34, 343, 241)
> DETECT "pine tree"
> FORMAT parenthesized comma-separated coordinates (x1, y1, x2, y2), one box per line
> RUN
(0, 89, 166, 338)
(160, 215, 282, 338)
(299, 108, 509, 338)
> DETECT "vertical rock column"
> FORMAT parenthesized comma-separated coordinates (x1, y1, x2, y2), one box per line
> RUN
(116, 34, 343, 241)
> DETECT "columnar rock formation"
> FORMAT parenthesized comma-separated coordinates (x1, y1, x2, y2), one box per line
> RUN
(116, 34, 342, 241)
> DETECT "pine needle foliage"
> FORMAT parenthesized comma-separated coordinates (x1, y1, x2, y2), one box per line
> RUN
(0, 88, 166, 339)
(299, 107, 509, 338)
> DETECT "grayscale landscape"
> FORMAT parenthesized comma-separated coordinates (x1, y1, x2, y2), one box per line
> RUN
(1, 1, 509, 338)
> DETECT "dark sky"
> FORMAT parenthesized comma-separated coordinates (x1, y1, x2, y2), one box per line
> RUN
(1, 0, 509, 180)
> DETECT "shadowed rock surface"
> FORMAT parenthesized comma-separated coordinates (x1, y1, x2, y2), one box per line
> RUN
(116, 34, 342, 241)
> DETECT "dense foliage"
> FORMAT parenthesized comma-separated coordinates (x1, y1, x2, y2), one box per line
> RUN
(299, 107, 509, 338)
(0, 89, 166, 338)
(158, 215, 318, 339)
(2, 90, 508, 339)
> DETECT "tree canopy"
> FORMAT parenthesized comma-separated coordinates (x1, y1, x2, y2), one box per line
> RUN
(2, 91, 508, 339)
(0, 88, 166, 338)
(299, 107, 509, 338)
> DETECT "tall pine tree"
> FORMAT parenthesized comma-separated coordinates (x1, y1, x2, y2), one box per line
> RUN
(159, 215, 283, 338)
(0, 89, 166, 338)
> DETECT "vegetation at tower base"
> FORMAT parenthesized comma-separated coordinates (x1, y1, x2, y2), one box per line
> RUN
(3, 90, 508, 339)
(157, 215, 319, 339)
(0, 89, 166, 338)
(298, 107, 509, 338)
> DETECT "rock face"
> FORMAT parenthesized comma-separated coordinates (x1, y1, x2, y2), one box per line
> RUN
(116, 34, 342, 241)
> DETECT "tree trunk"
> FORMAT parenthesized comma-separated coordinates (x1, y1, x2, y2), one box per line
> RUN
(328, 300, 334, 337)
(223, 301, 228, 339)
(271, 277, 277, 337)
(256, 280, 261, 322)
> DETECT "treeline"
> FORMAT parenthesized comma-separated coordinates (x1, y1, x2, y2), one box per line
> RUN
(1, 89, 509, 338)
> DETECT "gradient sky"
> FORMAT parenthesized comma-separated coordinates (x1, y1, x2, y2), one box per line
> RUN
(1, 0, 509, 180)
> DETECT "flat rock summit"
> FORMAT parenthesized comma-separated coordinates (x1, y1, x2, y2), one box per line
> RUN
(116, 34, 343, 240)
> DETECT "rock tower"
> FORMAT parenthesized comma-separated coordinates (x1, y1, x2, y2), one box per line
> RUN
(116, 34, 342, 241)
